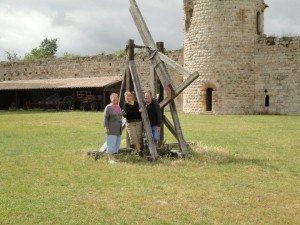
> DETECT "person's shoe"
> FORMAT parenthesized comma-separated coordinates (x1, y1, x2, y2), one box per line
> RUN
(108, 160, 117, 164)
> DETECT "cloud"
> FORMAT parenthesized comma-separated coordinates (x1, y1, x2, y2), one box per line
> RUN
(0, 0, 299, 61)
(264, 0, 300, 36)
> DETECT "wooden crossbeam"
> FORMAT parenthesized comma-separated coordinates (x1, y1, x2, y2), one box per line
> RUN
(118, 70, 126, 105)
(129, 60, 158, 159)
(159, 71, 199, 108)
(149, 52, 175, 98)
(169, 101, 188, 154)
(163, 116, 177, 139)
(157, 52, 194, 78)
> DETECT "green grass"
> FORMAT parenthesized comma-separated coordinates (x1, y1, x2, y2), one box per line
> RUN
(0, 111, 299, 225)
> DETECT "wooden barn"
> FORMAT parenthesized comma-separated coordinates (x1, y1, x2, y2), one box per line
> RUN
(0, 76, 122, 111)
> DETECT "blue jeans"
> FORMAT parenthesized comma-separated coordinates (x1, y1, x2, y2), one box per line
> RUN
(151, 126, 160, 142)
(106, 135, 121, 154)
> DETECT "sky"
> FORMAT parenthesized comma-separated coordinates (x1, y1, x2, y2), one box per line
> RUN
(0, 0, 299, 61)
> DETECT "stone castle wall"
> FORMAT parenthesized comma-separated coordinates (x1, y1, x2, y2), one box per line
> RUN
(0, 55, 126, 81)
(0, 50, 184, 109)
(183, 0, 299, 115)
(254, 37, 300, 115)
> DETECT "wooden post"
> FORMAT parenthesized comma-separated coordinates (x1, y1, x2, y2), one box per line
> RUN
(129, 60, 158, 160)
(118, 71, 126, 105)
(149, 66, 156, 96)
(129, 1, 174, 98)
(125, 39, 135, 149)
(159, 71, 199, 108)
(126, 39, 135, 92)
(156, 42, 164, 144)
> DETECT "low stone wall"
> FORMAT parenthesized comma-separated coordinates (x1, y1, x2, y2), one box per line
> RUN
(0, 50, 184, 110)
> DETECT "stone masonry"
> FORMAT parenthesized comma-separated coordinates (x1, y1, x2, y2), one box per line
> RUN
(183, 0, 300, 115)
(0, 51, 184, 109)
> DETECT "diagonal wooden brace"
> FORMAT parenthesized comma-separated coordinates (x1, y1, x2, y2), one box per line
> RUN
(129, 0, 156, 50)
(159, 71, 199, 108)
(129, 60, 158, 160)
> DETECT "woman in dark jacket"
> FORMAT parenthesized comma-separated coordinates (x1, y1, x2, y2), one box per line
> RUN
(123, 91, 143, 156)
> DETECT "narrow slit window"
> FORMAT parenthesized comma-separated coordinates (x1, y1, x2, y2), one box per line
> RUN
(257, 12, 262, 35)
(265, 95, 269, 107)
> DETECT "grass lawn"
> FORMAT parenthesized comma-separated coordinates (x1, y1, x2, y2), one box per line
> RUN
(0, 110, 299, 225)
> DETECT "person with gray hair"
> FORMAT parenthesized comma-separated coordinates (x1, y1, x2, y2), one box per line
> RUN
(103, 93, 122, 164)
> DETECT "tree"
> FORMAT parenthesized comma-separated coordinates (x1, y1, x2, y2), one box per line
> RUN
(24, 38, 58, 61)
(40, 38, 58, 56)
(5, 51, 21, 62)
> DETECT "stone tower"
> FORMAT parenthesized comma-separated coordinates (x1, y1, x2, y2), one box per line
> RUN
(183, 0, 267, 114)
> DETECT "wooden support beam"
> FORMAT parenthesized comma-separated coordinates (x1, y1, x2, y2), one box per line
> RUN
(157, 52, 194, 78)
(118, 71, 126, 105)
(149, 65, 156, 95)
(169, 101, 188, 154)
(129, 0, 156, 50)
(129, 60, 158, 160)
(126, 39, 135, 91)
(125, 39, 136, 148)
(156, 42, 165, 143)
(129, 0, 174, 99)
(159, 71, 199, 108)
(149, 51, 175, 98)
(163, 116, 178, 140)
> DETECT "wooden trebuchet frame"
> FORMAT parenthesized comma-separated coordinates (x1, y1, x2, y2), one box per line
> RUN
(99, 0, 199, 159)
(128, 0, 199, 155)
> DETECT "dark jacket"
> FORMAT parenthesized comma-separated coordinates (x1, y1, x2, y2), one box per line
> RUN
(122, 101, 142, 123)
(145, 99, 162, 127)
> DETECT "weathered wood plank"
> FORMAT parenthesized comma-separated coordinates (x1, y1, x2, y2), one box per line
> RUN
(159, 71, 199, 108)
(156, 42, 165, 144)
(129, 0, 156, 49)
(118, 70, 126, 105)
(157, 52, 194, 78)
(149, 52, 175, 98)
(149, 65, 156, 94)
(129, 0, 175, 98)
(163, 115, 178, 140)
(169, 100, 188, 154)
(129, 60, 158, 159)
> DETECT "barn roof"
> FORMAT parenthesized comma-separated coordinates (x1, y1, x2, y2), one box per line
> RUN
(0, 76, 122, 90)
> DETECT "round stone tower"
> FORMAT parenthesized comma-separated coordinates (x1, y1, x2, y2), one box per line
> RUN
(183, 0, 267, 114)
